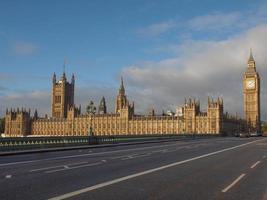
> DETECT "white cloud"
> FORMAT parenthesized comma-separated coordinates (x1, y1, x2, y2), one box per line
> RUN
(137, 20, 176, 36)
(0, 90, 50, 116)
(11, 41, 38, 56)
(188, 12, 242, 31)
(122, 25, 267, 119)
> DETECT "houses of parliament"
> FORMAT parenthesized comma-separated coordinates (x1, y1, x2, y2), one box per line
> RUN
(4, 50, 261, 137)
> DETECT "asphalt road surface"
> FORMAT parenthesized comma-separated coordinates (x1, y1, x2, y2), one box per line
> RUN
(0, 137, 266, 200)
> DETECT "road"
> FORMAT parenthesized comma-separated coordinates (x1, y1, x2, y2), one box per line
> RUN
(0, 137, 266, 200)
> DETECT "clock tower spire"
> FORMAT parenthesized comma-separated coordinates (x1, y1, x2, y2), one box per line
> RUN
(243, 49, 261, 133)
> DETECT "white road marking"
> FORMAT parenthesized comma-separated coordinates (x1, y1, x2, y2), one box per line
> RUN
(121, 153, 151, 160)
(250, 161, 261, 169)
(222, 174, 246, 193)
(45, 162, 102, 174)
(30, 162, 88, 172)
(151, 149, 166, 153)
(5, 175, 12, 179)
(30, 165, 66, 172)
(101, 160, 107, 162)
(110, 154, 138, 160)
(48, 139, 262, 200)
(161, 149, 168, 153)
(121, 156, 133, 160)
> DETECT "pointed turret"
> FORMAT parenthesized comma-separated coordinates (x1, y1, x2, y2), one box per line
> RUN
(53, 72, 56, 84)
(79, 104, 81, 114)
(247, 48, 256, 69)
(119, 76, 125, 95)
(61, 62, 67, 81)
(115, 76, 128, 113)
(71, 73, 75, 84)
(98, 96, 107, 114)
(61, 71, 66, 82)
(33, 109, 38, 119)
(248, 48, 255, 62)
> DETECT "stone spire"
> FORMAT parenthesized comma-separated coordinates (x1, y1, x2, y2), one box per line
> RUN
(34, 109, 38, 119)
(248, 48, 255, 64)
(52, 72, 56, 84)
(61, 61, 67, 81)
(98, 96, 107, 114)
(247, 48, 256, 70)
(119, 76, 125, 95)
(71, 73, 75, 84)
(115, 76, 128, 113)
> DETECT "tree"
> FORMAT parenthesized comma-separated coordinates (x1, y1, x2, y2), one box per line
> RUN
(261, 121, 267, 132)
(86, 100, 96, 114)
(0, 118, 5, 134)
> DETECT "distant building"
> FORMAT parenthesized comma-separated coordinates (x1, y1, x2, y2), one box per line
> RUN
(98, 97, 107, 114)
(176, 106, 184, 117)
(5, 52, 255, 137)
(51, 72, 74, 118)
(243, 49, 261, 132)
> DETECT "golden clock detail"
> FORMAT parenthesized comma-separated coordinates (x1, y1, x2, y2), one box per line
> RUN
(246, 79, 255, 89)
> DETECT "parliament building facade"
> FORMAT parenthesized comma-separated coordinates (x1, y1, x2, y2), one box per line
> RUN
(5, 51, 259, 137)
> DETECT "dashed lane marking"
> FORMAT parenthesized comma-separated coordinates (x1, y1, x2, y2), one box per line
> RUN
(121, 153, 151, 160)
(5, 175, 12, 179)
(30, 161, 88, 172)
(250, 161, 261, 169)
(45, 162, 102, 174)
(222, 174, 246, 193)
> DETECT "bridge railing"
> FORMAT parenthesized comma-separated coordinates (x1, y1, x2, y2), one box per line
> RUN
(0, 134, 220, 152)
(0, 136, 89, 151)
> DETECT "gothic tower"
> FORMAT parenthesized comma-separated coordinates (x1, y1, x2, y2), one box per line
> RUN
(98, 96, 107, 114)
(115, 77, 128, 114)
(51, 71, 75, 118)
(243, 49, 261, 132)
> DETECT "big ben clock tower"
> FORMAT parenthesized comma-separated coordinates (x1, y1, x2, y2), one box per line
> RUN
(243, 49, 261, 132)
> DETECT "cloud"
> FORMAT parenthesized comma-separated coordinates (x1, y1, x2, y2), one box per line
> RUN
(0, 90, 50, 117)
(188, 12, 242, 31)
(122, 25, 267, 119)
(11, 41, 38, 56)
(137, 20, 176, 36)
(137, 5, 267, 40)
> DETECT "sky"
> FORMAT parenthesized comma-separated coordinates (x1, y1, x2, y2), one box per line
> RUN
(1, 0, 267, 119)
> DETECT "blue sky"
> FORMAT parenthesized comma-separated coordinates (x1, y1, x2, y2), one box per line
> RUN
(1, 0, 267, 118)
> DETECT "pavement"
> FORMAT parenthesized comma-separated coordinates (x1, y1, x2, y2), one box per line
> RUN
(0, 137, 266, 200)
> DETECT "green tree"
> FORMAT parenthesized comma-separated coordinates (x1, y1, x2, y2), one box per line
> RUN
(261, 121, 267, 132)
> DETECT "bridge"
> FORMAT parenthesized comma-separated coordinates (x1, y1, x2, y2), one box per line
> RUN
(0, 137, 266, 200)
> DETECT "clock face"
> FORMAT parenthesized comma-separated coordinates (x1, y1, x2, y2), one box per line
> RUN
(246, 79, 255, 89)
